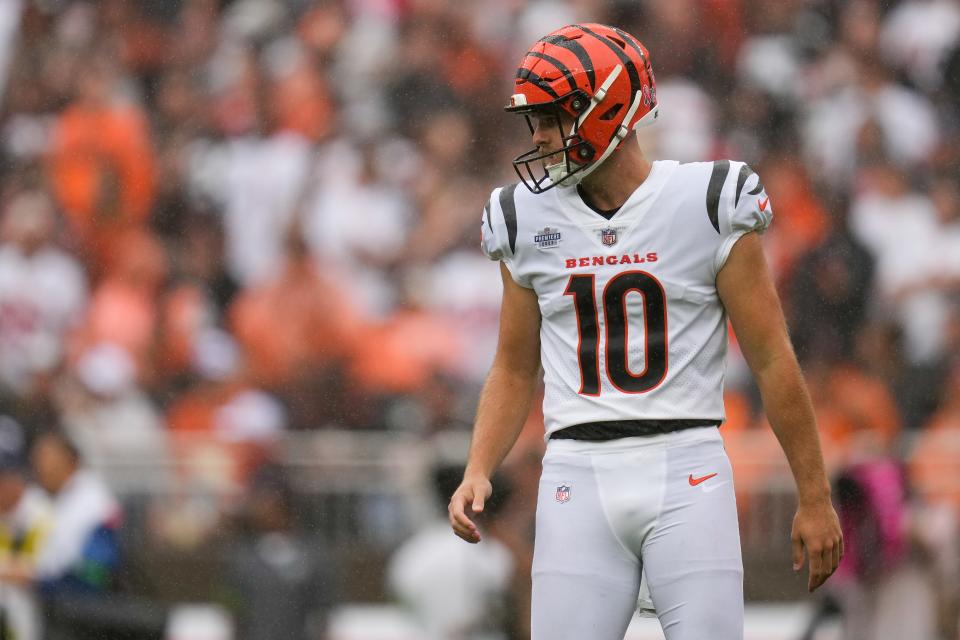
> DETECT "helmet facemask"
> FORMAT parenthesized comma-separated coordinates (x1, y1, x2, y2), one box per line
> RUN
(510, 96, 597, 194)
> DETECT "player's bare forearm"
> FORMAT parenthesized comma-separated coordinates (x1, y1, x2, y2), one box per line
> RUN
(465, 262, 542, 480)
(450, 365, 537, 543)
(450, 262, 541, 543)
(464, 363, 540, 480)
(751, 354, 830, 504)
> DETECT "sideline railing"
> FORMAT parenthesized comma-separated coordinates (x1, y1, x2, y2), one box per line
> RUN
(90, 427, 960, 602)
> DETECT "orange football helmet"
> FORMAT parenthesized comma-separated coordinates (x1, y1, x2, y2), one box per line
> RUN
(506, 24, 659, 193)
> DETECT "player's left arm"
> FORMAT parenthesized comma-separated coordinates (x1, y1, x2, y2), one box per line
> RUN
(717, 231, 843, 593)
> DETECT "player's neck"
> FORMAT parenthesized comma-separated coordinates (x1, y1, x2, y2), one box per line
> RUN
(578, 146, 652, 211)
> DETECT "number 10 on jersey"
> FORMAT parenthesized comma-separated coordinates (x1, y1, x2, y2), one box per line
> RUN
(564, 271, 668, 395)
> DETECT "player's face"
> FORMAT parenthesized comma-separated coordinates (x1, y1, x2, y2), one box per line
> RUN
(530, 110, 574, 165)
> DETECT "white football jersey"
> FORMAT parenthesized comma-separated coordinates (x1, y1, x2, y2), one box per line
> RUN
(481, 160, 773, 437)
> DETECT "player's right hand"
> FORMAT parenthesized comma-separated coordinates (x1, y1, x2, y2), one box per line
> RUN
(448, 474, 493, 544)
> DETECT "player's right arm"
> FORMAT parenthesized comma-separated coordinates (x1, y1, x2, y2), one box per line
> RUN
(711, 164, 841, 592)
(449, 262, 541, 544)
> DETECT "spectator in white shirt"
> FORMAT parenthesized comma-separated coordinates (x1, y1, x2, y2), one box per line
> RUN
(0, 416, 51, 640)
(0, 191, 87, 396)
(30, 430, 121, 596)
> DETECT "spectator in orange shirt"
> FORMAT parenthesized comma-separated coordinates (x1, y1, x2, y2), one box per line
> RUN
(760, 155, 831, 283)
(230, 233, 361, 428)
(818, 361, 902, 464)
(165, 328, 288, 496)
(46, 54, 155, 269)
(70, 229, 167, 383)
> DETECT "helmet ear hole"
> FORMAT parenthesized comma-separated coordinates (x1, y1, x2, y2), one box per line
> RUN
(576, 145, 595, 161)
(598, 103, 624, 121)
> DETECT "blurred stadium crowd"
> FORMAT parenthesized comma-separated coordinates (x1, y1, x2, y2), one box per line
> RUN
(0, 0, 960, 638)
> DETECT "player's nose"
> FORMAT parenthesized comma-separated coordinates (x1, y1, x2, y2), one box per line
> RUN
(532, 122, 553, 150)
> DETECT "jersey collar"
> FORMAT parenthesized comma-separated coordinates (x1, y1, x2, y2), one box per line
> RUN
(553, 160, 678, 235)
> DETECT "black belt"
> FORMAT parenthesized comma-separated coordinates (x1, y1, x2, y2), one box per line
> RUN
(550, 419, 721, 441)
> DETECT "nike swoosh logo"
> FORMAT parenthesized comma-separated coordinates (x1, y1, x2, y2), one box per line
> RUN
(688, 473, 718, 486)
(758, 196, 769, 212)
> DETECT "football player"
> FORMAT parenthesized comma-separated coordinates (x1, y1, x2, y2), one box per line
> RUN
(448, 23, 843, 640)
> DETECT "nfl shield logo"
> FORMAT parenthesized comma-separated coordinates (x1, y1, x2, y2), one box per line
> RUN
(600, 228, 618, 246)
(555, 484, 571, 503)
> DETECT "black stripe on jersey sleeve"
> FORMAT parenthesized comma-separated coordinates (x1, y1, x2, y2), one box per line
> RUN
(498, 183, 519, 254)
(747, 174, 766, 196)
(483, 200, 492, 233)
(735, 164, 753, 207)
(706, 160, 730, 234)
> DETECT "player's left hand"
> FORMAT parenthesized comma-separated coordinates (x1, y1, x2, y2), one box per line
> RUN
(791, 498, 843, 592)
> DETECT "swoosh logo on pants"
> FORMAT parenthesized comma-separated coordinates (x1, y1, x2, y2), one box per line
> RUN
(688, 473, 718, 486)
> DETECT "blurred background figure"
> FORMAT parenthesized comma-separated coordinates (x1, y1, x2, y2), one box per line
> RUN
(0, 415, 51, 640)
(0, 0, 954, 638)
(221, 464, 333, 640)
(388, 415, 542, 640)
(387, 463, 516, 640)
(815, 437, 932, 640)
(0, 190, 87, 408)
(30, 430, 121, 594)
(54, 341, 166, 479)
(30, 429, 123, 639)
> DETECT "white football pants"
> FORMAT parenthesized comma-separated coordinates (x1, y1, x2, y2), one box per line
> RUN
(531, 426, 743, 640)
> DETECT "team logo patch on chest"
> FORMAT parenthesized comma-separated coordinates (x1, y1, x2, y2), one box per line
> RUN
(555, 484, 572, 503)
(600, 227, 618, 246)
(534, 226, 562, 249)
